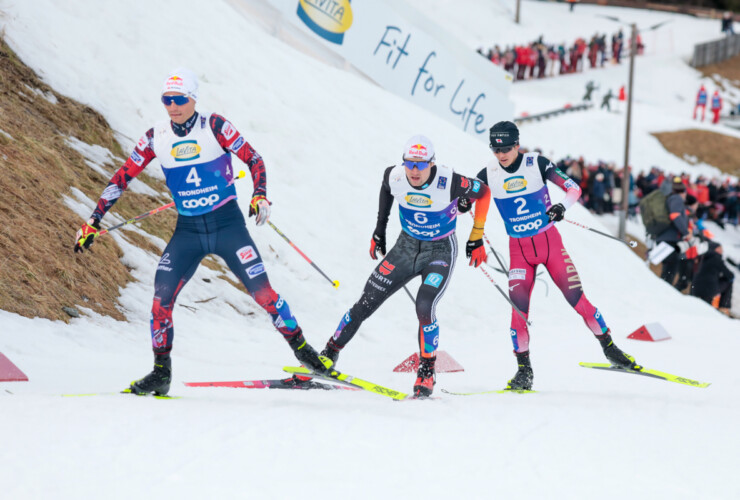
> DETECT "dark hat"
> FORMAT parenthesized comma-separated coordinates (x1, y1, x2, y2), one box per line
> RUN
(489, 121, 519, 149)
(672, 176, 686, 193)
(685, 194, 697, 205)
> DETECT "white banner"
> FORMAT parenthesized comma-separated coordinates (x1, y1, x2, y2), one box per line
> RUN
(264, 0, 514, 141)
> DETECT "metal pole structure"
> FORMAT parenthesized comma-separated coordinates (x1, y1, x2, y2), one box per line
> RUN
(515, 0, 520, 24)
(618, 23, 637, 241)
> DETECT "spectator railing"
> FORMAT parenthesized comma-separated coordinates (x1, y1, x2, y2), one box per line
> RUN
(514, 103, 593, 124)
(691, 34, 740, 68)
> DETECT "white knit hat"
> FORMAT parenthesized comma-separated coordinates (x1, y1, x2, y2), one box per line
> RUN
(402, 135, 435, 161)
(162, 68, 199, 101)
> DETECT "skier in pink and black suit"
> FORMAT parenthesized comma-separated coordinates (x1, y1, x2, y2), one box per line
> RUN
(460, 121, 639, 391)
(73, 68, 327, 396)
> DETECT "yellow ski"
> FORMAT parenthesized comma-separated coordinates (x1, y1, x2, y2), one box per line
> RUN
(283, 366, 408, 400)
(579, 362, 710, 388)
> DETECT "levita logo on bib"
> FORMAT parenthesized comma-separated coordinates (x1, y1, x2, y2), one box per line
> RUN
(405, 193, 433, 208)
(503, 176, 527, 193)
(171, 140, 202, 162)
(297, 0, 353, 45)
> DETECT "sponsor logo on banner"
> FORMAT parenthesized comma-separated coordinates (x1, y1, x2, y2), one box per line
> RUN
(405, 193, 433, 208)
(509, 268, 526, 281)
(171, 140, 202, 162)
(472, 180, 481, 193)
(237, 245, 257, 264)
(503, 176, 527, 193)
(526, 156, 534, 166)
(246, 263, 266, 279)
(460, 177, 469, 189)
(296, 0, 353, 45)
(423, 272, 443, 288)
(437, 176, 447, 189)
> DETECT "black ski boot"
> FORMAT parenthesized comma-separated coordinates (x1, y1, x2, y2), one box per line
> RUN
(320, 340, 341, 366)
(598, 331, 638, 369)
(129, 353, 172, 396)
(288, 332, 331, 374)
(413, 356, 436, 397)
(505, 351, 533, 391)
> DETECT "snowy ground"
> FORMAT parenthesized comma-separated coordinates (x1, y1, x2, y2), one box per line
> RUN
(1, 1, 739, 499)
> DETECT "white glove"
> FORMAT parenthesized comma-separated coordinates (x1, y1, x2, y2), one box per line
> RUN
(249, 195, 271, 226)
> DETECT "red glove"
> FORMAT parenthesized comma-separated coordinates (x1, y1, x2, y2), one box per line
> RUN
(369, 232, 386, 260)
(466, 239, 486, 267)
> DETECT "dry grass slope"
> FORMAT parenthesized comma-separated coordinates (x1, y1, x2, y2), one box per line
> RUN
(651, 129, 740, 177)
(698, 53, 740, 86)
(0, 36, 181, 321)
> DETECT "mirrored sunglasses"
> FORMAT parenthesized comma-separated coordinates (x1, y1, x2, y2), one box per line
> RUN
(403, 160, 431, 170)
(161, 95, 190, 106)
(491, 145, 515, 154)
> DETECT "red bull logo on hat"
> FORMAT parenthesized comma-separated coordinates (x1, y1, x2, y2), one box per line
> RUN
(407, 144, 427, 158)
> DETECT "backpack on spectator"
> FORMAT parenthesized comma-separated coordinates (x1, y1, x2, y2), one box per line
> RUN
(639, 189, 671, 236)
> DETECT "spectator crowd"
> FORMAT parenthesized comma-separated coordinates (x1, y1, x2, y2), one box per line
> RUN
(534, 151, 738, 317)
(477, 29, 644, 82)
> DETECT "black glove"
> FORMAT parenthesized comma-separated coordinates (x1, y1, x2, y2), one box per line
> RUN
(73, 218, 101, 253)
(457, 197, 473, 214)
(369, 231, 386, 260)
(546, 203, 566, 222)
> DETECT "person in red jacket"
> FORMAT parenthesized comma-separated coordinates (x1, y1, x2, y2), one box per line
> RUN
(694, 85, 707, 121)
(711, 90, 723, 124)
(516, 45, 528, 81)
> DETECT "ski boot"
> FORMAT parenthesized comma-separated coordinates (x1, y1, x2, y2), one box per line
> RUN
(598, 331, 638, 369)
(413, 356, 436, 397)
(285, 332, 331, 388)
(129, 353, 172, 396)
(505, 351, 533, 391)
(320, 340, 341, 366)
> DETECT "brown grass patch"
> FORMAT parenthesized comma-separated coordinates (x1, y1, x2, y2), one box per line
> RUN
(698, 53, 740, 87)
(0, 36, 239, 322)
(651, 129, 740, 177)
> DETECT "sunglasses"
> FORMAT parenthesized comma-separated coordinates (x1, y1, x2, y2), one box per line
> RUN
(161, 95, 190, 106)
(403, 160, 431, 170)
(491, 145, 515, 154)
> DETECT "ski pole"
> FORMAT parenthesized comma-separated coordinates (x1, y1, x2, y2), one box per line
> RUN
(564, 219, 638, 248)
(98, 171, 248, 237)
(478, 263, 532, 326)
(267, 221, 340, 289)
(98, 202, 174, 236)
(469, 212, 509, 274)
